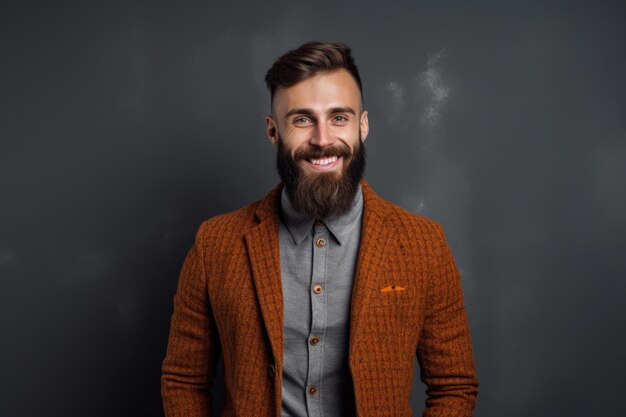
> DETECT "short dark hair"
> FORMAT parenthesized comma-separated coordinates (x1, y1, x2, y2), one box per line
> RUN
(264, 41, 363, 107)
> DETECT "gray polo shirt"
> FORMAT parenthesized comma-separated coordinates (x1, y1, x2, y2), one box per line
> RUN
(278, 183, 364, 417)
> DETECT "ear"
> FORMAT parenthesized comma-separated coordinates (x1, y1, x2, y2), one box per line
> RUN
(266, 115, 278, 146)
(359, 110, 369, 142)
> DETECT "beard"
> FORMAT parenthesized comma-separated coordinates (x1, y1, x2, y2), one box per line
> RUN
(275, 133, 366, 219)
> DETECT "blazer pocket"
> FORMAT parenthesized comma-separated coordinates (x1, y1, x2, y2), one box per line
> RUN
(369, 286, 415, 307)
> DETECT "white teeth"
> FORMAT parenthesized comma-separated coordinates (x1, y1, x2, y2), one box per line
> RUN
(308, 156, 338, 166)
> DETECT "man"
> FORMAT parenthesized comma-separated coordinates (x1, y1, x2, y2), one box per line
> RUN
(161, 42, 478, 417)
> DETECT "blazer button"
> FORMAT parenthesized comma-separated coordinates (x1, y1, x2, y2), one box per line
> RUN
(268, 363, 276, 378)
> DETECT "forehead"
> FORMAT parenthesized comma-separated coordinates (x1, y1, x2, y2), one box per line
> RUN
(273, 69, 362, 114)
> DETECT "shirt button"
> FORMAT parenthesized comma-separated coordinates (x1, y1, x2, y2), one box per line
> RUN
(313, 284, 323, 294)
(315, 238, 326, 248)
(308, 386, 318, 396)
(310, 336, 320, 345)
(314, 219, 324, 227)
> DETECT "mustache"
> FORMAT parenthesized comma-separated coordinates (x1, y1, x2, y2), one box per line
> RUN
(293, 143, 352, 161)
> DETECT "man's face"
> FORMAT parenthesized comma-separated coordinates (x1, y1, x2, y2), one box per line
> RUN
(265, 69, 369, 219)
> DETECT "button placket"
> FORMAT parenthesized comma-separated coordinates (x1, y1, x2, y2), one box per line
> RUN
(306, 223, 328, 414)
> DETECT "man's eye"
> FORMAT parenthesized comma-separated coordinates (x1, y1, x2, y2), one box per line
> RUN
(334, 115, 347, 122)
(294, 117, 310, 124)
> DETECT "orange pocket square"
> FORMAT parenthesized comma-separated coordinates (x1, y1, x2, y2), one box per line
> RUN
(380, 285, 406, 293)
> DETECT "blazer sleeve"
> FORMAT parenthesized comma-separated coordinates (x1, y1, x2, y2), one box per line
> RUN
(161, 222, 222, 417)
(416, 224, 479, 417)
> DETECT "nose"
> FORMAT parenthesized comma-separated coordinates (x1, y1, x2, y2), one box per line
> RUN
(309, 123, 334, 148)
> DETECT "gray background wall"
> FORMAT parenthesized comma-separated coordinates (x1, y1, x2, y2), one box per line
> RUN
(2, 0, 625, 416)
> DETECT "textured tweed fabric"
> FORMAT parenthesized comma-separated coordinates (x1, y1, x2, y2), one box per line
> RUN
(161, 178, 479, 417)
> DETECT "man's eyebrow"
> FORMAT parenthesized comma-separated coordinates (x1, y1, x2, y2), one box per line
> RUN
(284, 108, 315, 119)
(284, 106, 357, 119)
(329, 106, 357, 116)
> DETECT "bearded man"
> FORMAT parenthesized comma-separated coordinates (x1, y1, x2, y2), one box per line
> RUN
(161, 41, 479, 417)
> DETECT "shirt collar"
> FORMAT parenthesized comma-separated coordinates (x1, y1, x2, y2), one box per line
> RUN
(280, 183, 363, 246)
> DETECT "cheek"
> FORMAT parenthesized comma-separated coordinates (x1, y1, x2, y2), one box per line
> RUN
(283, 129, 310, 148)
(335, 128, 360, 149)
(331, 123, 359, 138)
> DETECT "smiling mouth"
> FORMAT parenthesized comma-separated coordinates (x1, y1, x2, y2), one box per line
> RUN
(303, 155, 342, 171)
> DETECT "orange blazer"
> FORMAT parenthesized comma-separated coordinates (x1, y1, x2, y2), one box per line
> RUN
(161, 178, 479, 417)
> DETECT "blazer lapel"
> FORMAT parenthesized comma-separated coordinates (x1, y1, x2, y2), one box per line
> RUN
(244, 182, 285, 369)
(348, 179, 391, 363)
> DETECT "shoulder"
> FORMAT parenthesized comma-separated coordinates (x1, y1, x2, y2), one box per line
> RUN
(194, 199, 261, 245)
(362, 179, 442, 235)
(372, 192, 447, 249)
(370, 196, 454, 273)
(184, 199, 262, 271)
(184, 182, 282, 264)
